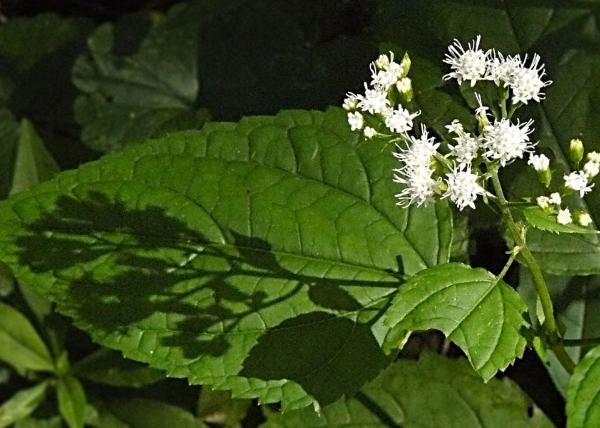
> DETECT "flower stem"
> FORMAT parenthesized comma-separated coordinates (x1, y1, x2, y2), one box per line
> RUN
(563, 337, 600, 347)
(488, 168, 575, 374)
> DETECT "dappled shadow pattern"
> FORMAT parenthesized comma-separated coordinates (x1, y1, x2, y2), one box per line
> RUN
(15, 191, 397, 404)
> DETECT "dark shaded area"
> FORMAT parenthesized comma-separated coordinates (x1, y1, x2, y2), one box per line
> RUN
(15, 191, 396, 407)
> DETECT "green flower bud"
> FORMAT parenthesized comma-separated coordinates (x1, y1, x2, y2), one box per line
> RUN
(569, 138, 584, 166)
(399, 52, 411, 78)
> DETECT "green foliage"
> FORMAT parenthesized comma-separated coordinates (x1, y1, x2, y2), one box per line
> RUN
(56, 376, 87, 428)
(384, 263, 528, 381)
(72, 11, 209, 152)
(0, 382, 49, 428)
(0, 108, 452, 410)
(262, 352, 553, 428)
(567, 345, 600, 428)
(197, 388, 251, 428)
(0, 301, 54, 373)
(523, 207, 598, 235)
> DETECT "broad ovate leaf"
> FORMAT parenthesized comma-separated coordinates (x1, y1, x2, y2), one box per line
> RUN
(567, 345, 600, 428)
(0, 108, 452, 410)
(383, 263, 528, 381)
(262, 352, 553, 428)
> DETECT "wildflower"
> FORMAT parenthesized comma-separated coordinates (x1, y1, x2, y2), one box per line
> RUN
(486, 51, 520, 86)
(510, 54, 552, 104)
(443, 35, 489, 86)
(384, 107, 419, 134)
(549, 192, 562, 205)
(396, 77, 412, 94)
(357, 85, 389, 114)
(446, 119, 464, 135)
(474, 93, 490, 120)
(343, 93, 359, 111)
(577, 212, 593, 227)
(564, 171, 594, 197)
(443, 167, 485, 210)
(347, 112, 364, 131)
(537, 196, 551, 210)
(570, 139, 584, 165)
(363, 127, 377, 139)
(370, 52, 404, 90)
(584, 161, 600, 179)
(587, 152, 600, 163)
(482, 118, 535, 166)
(393, 125, 440, 170)
(448, 132, 480, 165)
(557, 208, 573, 225)
(528, 154, 550, 172)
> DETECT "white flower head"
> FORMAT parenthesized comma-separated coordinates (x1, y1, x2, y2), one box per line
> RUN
(474, 93, 490, 119)
(578, 212, 593, 227)
(370, 52, 404, 90)
(528, 153, 550, 172)
(363, 126, 378, 139)
(557, 208, 572, 225)
(584, 161, 600, 179)
(384, 107, 419, 134)
(443, 35, 489, 86)
(482, 118, 535, 166)
(393, 125, 440, 207)
(537, 196, 550, 210)
(343, 93, 359, 111)
(448, 132, 480, 165)
(564, 171, 594, 197)
(357, 84, 389, 114)
(510, 54, 552, 104)
(396, 77, 412, 94)
(549, 192, 562, 205)
(486, 51, 521, 86)
(587, 151, 600, 163)
(443, 166, 485, 210)
(347, 111, 364, 131)
(446, 119, 464, 135)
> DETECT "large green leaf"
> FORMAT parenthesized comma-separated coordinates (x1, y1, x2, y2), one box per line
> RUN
(567, 344, 600, 428)
(0, 108, 452, 410)
(0, 301, 53, 373)
(520, 271, 600, 396)
(72, 12, 209, 152)
(383, 263, 528, 381)
(262, 352, 553, 428)
(0, 382, 49, 428)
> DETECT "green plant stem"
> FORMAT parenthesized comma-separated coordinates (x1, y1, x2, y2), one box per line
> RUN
(488, 169, 575, 374)
(563, 337, 600, 347)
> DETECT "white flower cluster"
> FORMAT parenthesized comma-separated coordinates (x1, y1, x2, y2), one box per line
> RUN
(533, 140, 599, 226)
(443, 35, 552, 104)
(342, 36, 597, 226)
(343, 52, 417, 140)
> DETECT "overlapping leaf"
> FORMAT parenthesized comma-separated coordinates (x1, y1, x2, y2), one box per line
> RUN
(262, 352, 553, 428)
(0, 108, 452, 410)
(567, 345, 600, 428)
(383, 263, 528, 381)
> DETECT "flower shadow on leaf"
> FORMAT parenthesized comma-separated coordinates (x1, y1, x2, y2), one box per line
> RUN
(14, 191, 396, 405)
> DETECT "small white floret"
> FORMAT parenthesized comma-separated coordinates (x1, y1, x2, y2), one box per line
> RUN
(549, 192, 562, 205)
(442, 167, 485, 210)
(528, 153, 550, 172)
(363, 127, 377, 139)
(557, 208, 572, 225)
(536, 196, 550, 210)
(443, 35, 489, 86)
(578, 212, 593, 227)
(357, 85, 389, 114)
(584, 161, 600, 179)
(384, 107, 419, 134)
(509, 54, 552, 104)
(347, 112, 364, 131)
(482, 118, 535, 166)
(564, 171, 594, 197)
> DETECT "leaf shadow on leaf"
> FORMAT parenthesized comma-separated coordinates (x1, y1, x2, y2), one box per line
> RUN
(14, 190, 396, 405)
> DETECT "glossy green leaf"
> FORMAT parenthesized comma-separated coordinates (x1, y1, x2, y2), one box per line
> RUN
(524, 207, 598, 235)
(72, 11, 209, 152)
(384, 263, 528, 381)
(262, 352, 553, 428)
(520, 271, 600, 396)
(0, 108, 452, 410)
(56, 376, 87, 428)
(198, 387, 250, 428)
(0, 382, 49, 428)
(0, 301, 53, 372)
(94, 398, 206, 428)
(567, 345, 600, 428)
(73, 348, 163, 387)
(14, 416, 63, 428)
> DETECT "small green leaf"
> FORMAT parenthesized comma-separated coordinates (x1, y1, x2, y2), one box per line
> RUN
(198, 387, 251, 428)
(0, 382, 49, 428)
(567, 345, 600, 428)
(56, 376, 87, 428)
(524, 207, 598, 235)
(383, 263, 528, 381)
(72, 12, 209, 152)
(14, 416, 63, 428)
(262, 352, 553, 428)
(0, 301, 53, 372)
(99, 398, 207, 428)
(73, 348, 164, 387)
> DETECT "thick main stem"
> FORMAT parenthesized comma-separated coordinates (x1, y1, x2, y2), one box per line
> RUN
(489, 169, 575, 373)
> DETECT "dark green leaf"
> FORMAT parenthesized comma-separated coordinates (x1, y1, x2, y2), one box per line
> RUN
(383, 263, 528, 381)
(0, 108, 452, 410)
(0, 382, 49, 428)
(0, 301, 53, 372)
(198, 387, 251, 428)
(72, 11, 209, 152)
(73, 348, 163, 387)
(14, 416, 63, 428)
(262, 352, 553, 428)
(524, 207, 598, 235)
(56, 376, 87, 428)
(96, 398, 206, 428)
(520, 271, 600, 396)
(567, 345, 600, 428)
